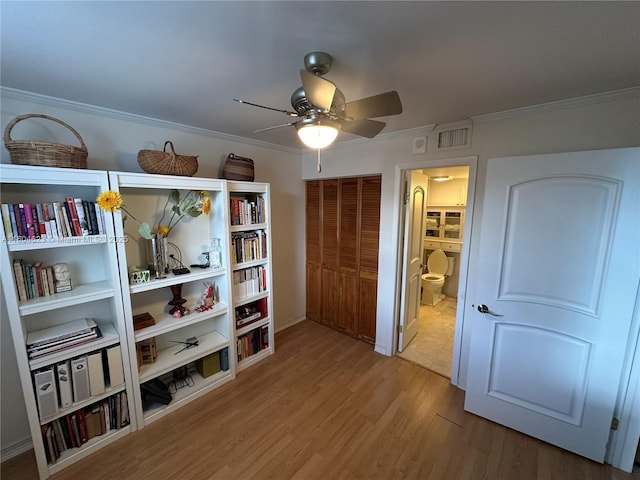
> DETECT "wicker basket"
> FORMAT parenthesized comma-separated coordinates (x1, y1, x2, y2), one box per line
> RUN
(3, 114, 88, 169)
(221, 153, 254, 181)
(137, 141, 198, 177)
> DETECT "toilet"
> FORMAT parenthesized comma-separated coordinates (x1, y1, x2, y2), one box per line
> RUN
(421, 249, 455, 306)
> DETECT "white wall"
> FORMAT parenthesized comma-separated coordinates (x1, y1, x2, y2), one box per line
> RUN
(302, 88, 640, 383)
(0, 89, 307, 457)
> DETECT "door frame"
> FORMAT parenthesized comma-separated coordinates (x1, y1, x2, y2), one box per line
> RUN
(391, 155, 478, 386)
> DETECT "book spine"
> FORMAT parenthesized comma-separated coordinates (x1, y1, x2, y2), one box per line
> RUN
(12, 204, 24, 239)
(66, 197, 82, 236)
(1, 204, 13, 239)
(12, 259, 27, 302)
(54, 202, 67, 237)
(74, 198, 90, 236)
(8, 204, 18, 239)
(31, 203, 46, 238)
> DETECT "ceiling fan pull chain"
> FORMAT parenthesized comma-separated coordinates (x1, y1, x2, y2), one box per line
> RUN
(317, 149, 322, 173)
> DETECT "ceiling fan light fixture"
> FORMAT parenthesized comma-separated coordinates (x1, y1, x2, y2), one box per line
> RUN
(296, 118, 339, 149)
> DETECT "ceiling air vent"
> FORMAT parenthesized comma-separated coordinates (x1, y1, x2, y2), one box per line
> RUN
(435, 123, 472, 150)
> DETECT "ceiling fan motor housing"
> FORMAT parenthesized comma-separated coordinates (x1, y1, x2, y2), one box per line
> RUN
(304, 52, 332, 75)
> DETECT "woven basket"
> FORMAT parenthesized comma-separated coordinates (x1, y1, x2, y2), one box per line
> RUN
(221, 153, 254, 181)
(137, 141, 198, 177)
(3, 114, 88, 169)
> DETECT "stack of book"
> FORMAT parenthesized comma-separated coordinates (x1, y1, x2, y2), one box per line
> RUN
(229, 195, 266, 225)
(27, 318, 102, 359)
(12, 259, 57, 302)
(230, 230, 267, 264)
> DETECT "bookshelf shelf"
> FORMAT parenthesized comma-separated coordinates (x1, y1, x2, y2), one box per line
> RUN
(230, 222, 268, 233)
(237, 347, 272, 372)
(137, 330, 229, 382)
(39, 383, 126, 425)
(236, 316, 271, 337)
(47, 427, 132, 476)
(128, 267, 226, 294)
(0, 164, 136, 480)
(233, 291, 269, 308)
(7, 235, 108, 252)
(134, 303, 229, 342)
(28, 322, 120, 371)
(19, 281, 116, 316)
(142, 368, 232, 424)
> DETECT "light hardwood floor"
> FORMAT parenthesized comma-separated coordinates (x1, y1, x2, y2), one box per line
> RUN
(2, 320, 638, 480)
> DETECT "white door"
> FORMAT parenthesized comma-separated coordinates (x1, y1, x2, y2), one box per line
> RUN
(398, 171, 427, 351)
(465, 148, 640, 461)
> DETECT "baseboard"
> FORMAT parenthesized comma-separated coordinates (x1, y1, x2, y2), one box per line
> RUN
(1, 436, 32, 463)
(274, 316, 306, 333)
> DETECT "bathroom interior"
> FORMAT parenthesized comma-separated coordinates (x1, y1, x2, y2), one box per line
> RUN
(397, 166, 469, 378)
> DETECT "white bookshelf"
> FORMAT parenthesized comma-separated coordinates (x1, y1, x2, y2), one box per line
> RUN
(0, 164, 136, 480)
(1, 166, 276, 477)
(227, 181, 274, 372)
(108, 171, 235, 429)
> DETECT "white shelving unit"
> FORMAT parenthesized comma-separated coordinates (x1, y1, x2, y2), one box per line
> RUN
(0, 164, 136, 480)
(108, 171, 235, 428)
(227, 181, 274, 372)
(2, 167, 276, 476)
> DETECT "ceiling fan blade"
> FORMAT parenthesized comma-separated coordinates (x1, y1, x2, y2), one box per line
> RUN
(339, 119, 386, 138)
(233, 98, 298, 117)
(300, 70, 336, 112)
(343, 91, 402, 120)
(252, 122, 296, 133)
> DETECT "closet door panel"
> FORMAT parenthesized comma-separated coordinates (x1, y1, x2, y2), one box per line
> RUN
(359, 274, 378, 343)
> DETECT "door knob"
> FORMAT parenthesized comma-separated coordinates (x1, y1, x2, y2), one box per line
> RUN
(477, 304, 503, 317)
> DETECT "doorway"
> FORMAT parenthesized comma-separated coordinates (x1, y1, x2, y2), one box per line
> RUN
(394, 156, 477, 386)
(397, 165, 470, 377)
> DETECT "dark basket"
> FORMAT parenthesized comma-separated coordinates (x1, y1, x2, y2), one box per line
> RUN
(221, 153, 254, 181)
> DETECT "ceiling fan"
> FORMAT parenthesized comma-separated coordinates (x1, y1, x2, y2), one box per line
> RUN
(234, 52, 403, 149)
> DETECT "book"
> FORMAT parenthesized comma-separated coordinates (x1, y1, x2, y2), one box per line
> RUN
(12, 259, 27, 302)
(8, 204, 18, 239)
(56, 360, 73, 408)
(23, 202, 35, 238)
(12, 204, 24, 238)
(66, 197, 82, 236)
(1, 204, 12, 239)
(74, 198, 90, 236)
(86, 200, 99, 235)
(94, 203, 105, 235)
(27, 318, 99, 347)
(53, 202, 68, 237)
(106, 345, 124, 387)
(87, 350, 106, 396)
(31, 204, 42, 238)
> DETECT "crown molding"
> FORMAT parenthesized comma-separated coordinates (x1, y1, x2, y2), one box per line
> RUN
(0, 87, 301, 154)
(471, 87, 640, 124)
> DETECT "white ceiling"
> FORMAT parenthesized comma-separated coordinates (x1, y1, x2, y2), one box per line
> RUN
(1, 1, 638, 150)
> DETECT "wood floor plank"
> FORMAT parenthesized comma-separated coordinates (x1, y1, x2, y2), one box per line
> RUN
(2, 320, 638, 480)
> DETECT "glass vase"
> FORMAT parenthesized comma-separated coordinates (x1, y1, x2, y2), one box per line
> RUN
(147, 233, 169, 279)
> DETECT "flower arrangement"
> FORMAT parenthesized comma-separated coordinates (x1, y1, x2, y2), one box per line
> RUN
(96, 189, 210, 239)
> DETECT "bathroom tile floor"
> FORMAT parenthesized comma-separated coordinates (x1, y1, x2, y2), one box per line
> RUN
(397, 296, 457, 378)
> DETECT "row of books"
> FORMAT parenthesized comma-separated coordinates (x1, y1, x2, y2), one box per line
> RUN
(232, 265, 268, 299)
(230, 230, 267, 264)
(237, 325, 269, 362)
(41, 392, 129, 465)
(230, 196, 266, 226)
(1, 197, 107, 241)
(12, 259, 63, 303)
(27, 318, 102, 359)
